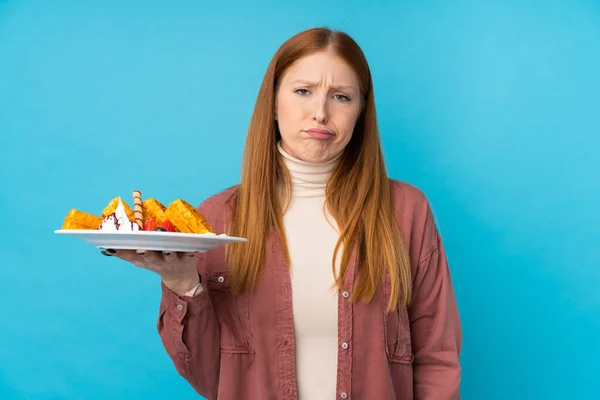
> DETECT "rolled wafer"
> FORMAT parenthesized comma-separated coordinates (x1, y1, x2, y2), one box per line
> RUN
(133, 190, 144, 229)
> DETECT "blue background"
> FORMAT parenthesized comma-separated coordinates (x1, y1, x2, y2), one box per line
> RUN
(1, 0, 599, 399)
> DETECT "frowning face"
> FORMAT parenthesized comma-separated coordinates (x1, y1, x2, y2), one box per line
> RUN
(275, 49, 363, 163)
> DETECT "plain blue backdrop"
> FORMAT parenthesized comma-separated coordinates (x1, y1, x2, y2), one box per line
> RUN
(1, 0, 599, 399)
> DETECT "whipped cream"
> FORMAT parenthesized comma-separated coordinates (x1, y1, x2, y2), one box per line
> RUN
(99, 199, 139, 231)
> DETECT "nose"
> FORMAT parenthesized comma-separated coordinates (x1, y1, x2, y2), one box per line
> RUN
(313, 97, 328, 124)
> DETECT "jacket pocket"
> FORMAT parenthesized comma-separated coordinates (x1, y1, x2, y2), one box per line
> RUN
(157, 306, 192, 366)
(385, 304, 414, 364)
(206, 271, 255, 354)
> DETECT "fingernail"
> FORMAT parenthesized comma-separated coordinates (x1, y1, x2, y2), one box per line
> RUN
(163, 251, 171, 256)
(106, 249, 117, 254)
(136, 251, 146, 256)
(101, 251, 111, 257)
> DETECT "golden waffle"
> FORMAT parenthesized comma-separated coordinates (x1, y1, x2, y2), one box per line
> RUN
(165, 199, 214, 234)
(142, 198, 167, 224)
(101, 197, 135, 221)
(62, 209, 103, 230)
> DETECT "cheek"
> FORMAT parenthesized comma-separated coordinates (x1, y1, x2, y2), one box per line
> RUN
(277, 97, 308, 130)
(281, 101, 305, 121)
(336, 109, 361, 137)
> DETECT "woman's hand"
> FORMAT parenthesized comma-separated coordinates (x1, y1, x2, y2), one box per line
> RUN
(101, 249, 200, 295)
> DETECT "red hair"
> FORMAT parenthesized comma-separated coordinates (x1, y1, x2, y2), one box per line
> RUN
(226, 27, 411, 311)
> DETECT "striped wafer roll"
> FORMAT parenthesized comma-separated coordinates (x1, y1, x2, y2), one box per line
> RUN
(133, 190, 144, 229)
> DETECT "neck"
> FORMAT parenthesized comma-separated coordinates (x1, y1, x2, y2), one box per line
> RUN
(277, 142, 341, 198)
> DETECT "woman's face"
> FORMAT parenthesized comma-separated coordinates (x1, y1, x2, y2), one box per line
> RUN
(275, 50, 363, 163)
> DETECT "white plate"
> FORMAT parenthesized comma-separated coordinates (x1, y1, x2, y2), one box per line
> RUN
(54, 229, 247, 253)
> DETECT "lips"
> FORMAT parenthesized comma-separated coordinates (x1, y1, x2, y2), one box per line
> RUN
(304, 128, 334, 140)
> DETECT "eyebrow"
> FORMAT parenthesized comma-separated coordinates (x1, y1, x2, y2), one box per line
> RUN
(288, 79, 357, 92)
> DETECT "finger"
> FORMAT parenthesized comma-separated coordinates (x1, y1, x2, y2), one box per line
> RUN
(162, 250, 193, 258)
(121, 250, 158, 270)
(137, 250, 165, 265)
(99, 248, 118, 256)
(106, 249, 139, 262)
(138, 251, 177, 274)
(99, 248, 157, 271)
(177, 251, 197, 259)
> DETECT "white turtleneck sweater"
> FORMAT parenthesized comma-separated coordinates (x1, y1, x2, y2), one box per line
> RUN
(277, 142, 341, 400)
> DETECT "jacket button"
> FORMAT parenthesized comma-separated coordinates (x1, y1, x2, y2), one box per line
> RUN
(341, 342, 349, 350)
(176, 304, 183, 311)
(340, 393, 348, 399)
(342, 291, 349, 298)
(218, 276, 225, 283)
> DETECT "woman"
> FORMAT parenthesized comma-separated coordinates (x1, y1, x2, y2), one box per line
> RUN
(107, 27, 461, 400)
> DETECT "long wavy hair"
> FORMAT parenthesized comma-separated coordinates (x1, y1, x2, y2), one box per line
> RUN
(226, 27, 411, 311)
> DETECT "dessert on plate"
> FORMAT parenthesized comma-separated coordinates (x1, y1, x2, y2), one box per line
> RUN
(98, 198, 139, 231)
(61, 190, 215, 235)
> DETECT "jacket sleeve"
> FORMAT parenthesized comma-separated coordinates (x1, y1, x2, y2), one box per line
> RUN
(157, 267, 221, 400)
(408, 204, 462, 399)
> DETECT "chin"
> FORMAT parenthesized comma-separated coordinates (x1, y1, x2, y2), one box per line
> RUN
(299, 141, 339, 163)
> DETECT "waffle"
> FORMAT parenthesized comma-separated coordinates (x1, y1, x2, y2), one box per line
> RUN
(62, 209, 103, 230)
(165, 199, 214, 234)
(142, 198, 167, 224)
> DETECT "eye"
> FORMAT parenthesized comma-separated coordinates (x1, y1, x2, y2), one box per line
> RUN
(334, 94, 351, 102)
(294, 88, 310, 96)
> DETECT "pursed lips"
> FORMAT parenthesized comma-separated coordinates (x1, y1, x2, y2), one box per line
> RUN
(303, 128, 335, 140)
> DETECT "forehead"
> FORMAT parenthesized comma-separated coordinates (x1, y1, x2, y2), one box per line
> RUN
(280, 50, 360, 87)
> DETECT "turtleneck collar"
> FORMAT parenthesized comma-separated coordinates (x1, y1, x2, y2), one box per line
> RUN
(277, 141, 341, 198)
